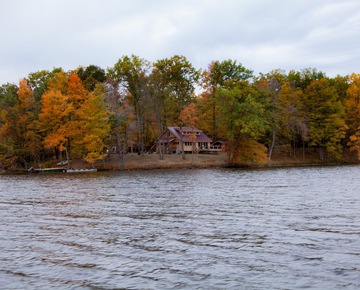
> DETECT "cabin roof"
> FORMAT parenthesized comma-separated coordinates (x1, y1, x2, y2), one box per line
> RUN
(167, 126, 212, 143)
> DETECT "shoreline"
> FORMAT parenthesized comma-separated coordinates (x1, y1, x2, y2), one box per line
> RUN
(3, 152, 359, 174)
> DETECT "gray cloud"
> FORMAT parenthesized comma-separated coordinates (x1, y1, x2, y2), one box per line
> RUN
(1, 0, 359, 84)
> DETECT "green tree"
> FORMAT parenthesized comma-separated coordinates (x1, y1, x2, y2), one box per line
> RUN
(27, 68, 62, 103)
(254, 69, 286, 160)
(330, 74, 349, 103)
(77, 65, 106, 91)
(108, 55, 151, 155)
(216, 80, 269, 165)
(0, 83, 19, 168)
(288, 68, 327, 90)
(152, 55, 200, 127)
(0, 83, 19, 109)
(201, 59, 253, 140)
(149, 65, 170, 134)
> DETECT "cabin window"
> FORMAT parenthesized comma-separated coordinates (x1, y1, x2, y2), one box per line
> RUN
(182, 131, 198, 135)
(198, 142, 208, 148)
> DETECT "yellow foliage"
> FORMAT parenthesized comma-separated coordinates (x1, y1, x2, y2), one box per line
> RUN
(348, 127, 360, 160)
(230, 139, 268, 166)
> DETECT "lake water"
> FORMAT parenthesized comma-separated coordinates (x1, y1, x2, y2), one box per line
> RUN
(0, 166, 359, 289)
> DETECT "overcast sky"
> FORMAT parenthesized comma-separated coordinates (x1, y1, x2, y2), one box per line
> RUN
(1, 0, 360, 85)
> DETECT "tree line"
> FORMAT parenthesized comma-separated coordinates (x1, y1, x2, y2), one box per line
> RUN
(1, 54, 360, 169)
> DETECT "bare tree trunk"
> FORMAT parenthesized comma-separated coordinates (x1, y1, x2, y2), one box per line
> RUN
(116, 129, 124, 170)
(115, 105, 124, 170)
(191, 128, 195, 167)
(59, 150, 63, 166)
(191, 145, 194, 166)
(212, 101, 217, 141)
(293, 139, 296, 158)
(107, 80, 126, 170)
(166, 130, 171, 155)
(158, 125, 164, 160)
(158, 140, 164, 160)
(179, 128, 185, 160)
(268, 128, 276, 160)
(158, 124, 165, 159)
(303, 142, 305, 160)
(319, 145, 325, 160)
(211, 87, 217, 141)
(65, 148, 70, 168)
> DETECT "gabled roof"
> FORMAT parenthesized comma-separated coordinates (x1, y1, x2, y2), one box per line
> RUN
(167, 126, 212, 143)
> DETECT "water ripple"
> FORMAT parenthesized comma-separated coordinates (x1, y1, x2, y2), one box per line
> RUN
(0, 166, 360, 289)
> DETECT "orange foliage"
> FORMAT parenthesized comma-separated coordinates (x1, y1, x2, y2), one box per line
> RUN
(67, 74, 90, 104)
(38, 89, 73, 151)
(229, 138, 268, 166)
(179, 103, 199, 128)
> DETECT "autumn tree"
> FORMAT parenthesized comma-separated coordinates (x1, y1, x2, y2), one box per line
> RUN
(348, 129, 360, 160)
(303, 78, 346, 160)
(74, 83, 110, 165)
(343, 74, 360, 139)
(17, 79, 41, 160)
(0, 80, 40, 168)
(3, 56, 360, 169)
(66, 74, 96, 157)
(38, 71, 110, 166)
(37, 73, 73, 163)
(277, 81, 308, 157)
(343, 73, 360, 158)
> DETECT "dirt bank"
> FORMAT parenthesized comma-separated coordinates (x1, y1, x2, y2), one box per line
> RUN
(68, 152, 229, 171)
(66, 152, 360, 171)
(22, 149, 360, 173)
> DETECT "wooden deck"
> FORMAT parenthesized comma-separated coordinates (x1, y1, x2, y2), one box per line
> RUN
(198, 145, 223, 154)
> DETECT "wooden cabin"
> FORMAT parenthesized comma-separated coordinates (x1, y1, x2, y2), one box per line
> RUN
(209, 141, 227, 152)
(155, 126, 212, 154)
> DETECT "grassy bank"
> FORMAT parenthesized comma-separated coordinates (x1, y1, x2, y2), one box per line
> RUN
(6, 149, 359, 173)
(58, 149, 360, 171)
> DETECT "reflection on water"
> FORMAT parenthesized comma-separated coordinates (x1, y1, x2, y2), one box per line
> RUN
(0, 166, 360, 289)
